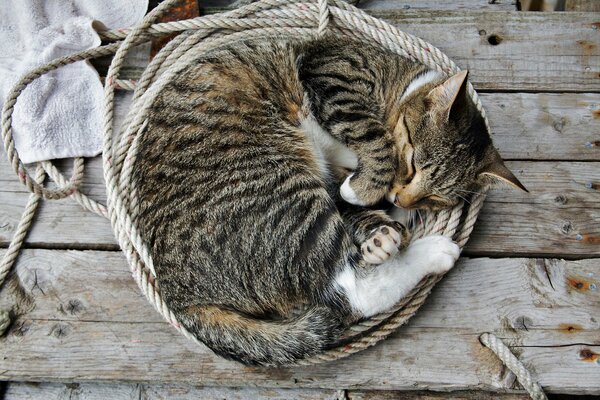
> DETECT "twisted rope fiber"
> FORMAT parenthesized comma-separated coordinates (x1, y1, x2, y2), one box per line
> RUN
(0, 1, 544, 392)
(0, 0, 488, 359)
(480, 333, 548, 400)
(0, 166, 45, 335)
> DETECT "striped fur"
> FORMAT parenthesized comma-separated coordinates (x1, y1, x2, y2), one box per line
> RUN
(132, 35, 510, 365)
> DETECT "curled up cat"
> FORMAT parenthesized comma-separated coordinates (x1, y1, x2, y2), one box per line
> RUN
(132, 35, 526, 366)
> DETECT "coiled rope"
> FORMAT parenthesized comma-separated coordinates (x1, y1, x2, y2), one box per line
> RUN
(0, 0, 545, 397)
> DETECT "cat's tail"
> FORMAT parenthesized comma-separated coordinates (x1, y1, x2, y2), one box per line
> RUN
(178, 304, 343, 366)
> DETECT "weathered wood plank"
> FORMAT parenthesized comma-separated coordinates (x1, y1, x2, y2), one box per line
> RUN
(1, 382, 536, 400)
(118, 11, 600, 91)
(483, 93, 600, 161)
(375, 10, 600, 92)
(5, 91, 600, 170)
(2, 382, 141, 400)
(2, 251, 599, 342)
(2, 159, 599, 257)
(2, 382, 342, 400)
(0, 193, 116, 249)
(4, 92, 600, 172)
(3, 320, 598, 393)
(142, 385, 341, 400)
(357, 0, 516, 11)
(468, 160, 600, 258)
(565, 0, 600, 12)
(0, 250, 598, 393)
(347, 390, 531, 399)
(198, 0, 516, 12)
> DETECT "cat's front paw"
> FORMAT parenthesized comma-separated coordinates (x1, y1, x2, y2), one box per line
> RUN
(340, 174, 386, 206)
(340, 174, 365, 206)
(403, 235, 460, 275)
(361, 226, 402, 264)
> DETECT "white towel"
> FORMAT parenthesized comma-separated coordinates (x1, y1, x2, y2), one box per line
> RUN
(0, 0, 148, 163)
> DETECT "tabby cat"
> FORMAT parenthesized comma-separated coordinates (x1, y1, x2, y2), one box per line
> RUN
(132, 35, 525, 366)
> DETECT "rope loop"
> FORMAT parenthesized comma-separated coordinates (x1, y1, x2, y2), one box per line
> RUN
(0, 0, 513, 374)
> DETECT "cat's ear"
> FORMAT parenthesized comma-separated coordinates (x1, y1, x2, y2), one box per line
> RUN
(479, 150, 529, 192)
(427, 70, 469, 123)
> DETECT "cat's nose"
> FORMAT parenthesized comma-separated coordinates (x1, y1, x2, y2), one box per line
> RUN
(394, 192, 418, 208)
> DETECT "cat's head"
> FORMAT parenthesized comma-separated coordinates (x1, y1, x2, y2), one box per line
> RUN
(388, 70, 526, 210)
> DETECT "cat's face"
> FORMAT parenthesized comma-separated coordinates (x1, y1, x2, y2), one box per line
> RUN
(387, 71, 526, 210)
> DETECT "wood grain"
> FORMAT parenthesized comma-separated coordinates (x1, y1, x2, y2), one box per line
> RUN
(2, 251, 599, 342)
(2, 382, 536, 400)
(1, 250, 598, 393)
(565, 0, 600, 12)
(374, 10, 600, 92)
(115, 10, 600, 92)
(2, 382, 342, 400)
(356, 0, 516, 11)
(467, 160, 600, 257)
(2, 159, 599, 257)
(482, 92, 600, 161)
(347, 391, 531, 400)
(198, 0, 517, 12)
(1, 0, 598, 397)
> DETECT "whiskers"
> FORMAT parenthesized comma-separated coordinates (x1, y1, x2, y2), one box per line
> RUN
(453, 188, 486, 205)
(454, 188, 485, 196)
(416, 209, 424, 226)
(400, 208, 425, 232)
(454, 193, 472, 205)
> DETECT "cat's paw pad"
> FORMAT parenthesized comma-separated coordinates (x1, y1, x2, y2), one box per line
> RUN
(361, 226, 401, 264)
(405, 235, 460, 275)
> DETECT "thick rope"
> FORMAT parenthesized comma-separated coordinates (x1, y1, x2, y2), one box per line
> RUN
(0, 310, 9, 336)
(0, 165, 45, 336)
(480, 333, 548, 400)
(317, 0, 330, 35)
(0, 3, 543, 396)
(0, 0, 487, 358)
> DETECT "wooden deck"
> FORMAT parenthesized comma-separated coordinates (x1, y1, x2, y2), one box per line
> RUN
(1, 0, 599, 398)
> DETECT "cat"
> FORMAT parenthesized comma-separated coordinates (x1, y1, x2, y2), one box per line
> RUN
(132, 34, 526, 366)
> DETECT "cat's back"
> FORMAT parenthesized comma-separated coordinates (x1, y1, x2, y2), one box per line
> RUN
(131, 38, 349, 314)
(135, 38, 310, 231)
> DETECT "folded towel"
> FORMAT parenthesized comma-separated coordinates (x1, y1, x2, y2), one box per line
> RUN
(0, 0, 148, 163)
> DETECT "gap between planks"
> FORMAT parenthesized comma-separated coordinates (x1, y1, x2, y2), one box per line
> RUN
(0, 382, 537, 400)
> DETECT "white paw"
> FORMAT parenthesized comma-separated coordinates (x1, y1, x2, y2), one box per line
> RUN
(340, 174, 365, 206)
(403, 235, 460, 275)
(361, 226, 402, 264)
